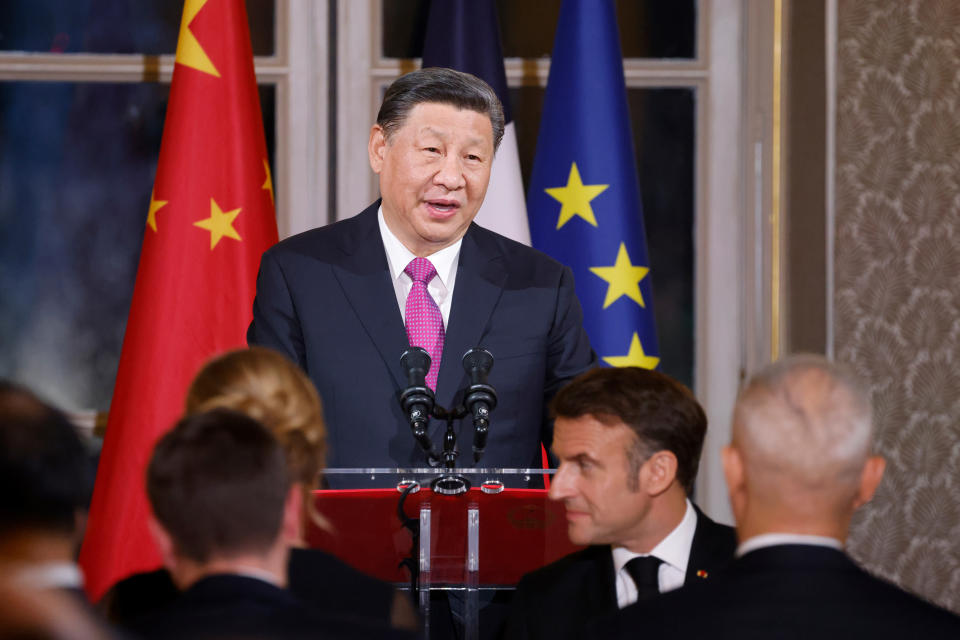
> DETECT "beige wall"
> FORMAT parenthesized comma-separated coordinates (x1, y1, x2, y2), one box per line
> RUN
(835, 0, 960, 613)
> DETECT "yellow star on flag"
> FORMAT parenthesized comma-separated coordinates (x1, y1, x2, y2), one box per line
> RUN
(146, 191, 168, 233)
(194, 198, 242, 249)
(589, 243, 650, 309)
(603, 333, 660, 369)
(175, 0, 220, 78)
(545, 162, 609, 229)
(262, 159, 274, 204)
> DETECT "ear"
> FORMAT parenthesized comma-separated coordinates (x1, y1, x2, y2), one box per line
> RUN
(147, 514, 177, 570)
(281, 484, 305, 546)
(368, 125, 387, 174)
(721, 445, 746, 519)
(853, 455, 886, 509)
(639, 451, 678, 496)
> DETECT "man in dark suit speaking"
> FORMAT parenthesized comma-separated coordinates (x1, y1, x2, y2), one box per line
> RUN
(502, 367, 736, 640)
(592, 355, 960, 639)
(248, 68, 596, 472)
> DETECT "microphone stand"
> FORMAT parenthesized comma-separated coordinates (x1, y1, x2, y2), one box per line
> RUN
(429, 403, 471, 495)
(395, 348, 498, 621)
(397, 347, 498, 496)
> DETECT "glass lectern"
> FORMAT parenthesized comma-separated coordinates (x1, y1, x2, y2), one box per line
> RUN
(307, 468, 580, 640)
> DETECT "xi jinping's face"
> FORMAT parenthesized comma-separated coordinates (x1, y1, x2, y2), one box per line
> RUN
(369, 101, 494, 257)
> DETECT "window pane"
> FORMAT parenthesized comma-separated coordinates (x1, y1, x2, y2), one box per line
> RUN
(382, 0, 697, 60)
(511, 86, 696, 388)
(0, 0, 275, 55)
(0, 81, 276, 412)
(381, 0, 430, 60)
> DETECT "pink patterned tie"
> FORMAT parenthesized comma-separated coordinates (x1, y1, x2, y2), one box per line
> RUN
(404, 257, 445, 390)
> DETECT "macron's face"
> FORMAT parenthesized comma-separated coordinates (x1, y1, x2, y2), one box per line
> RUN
(548, 415, 652, 547)
(369, 102, 494, 257)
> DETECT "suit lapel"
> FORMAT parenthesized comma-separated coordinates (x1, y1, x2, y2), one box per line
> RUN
(685, 505, 737, 583)
(562, 546, 620, 632)
(434, 224, 506, 409)
(330, 203, 409, 391)
(593, 547, 620, 616)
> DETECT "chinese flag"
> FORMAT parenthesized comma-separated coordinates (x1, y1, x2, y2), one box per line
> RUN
(79, 0, 279, 600)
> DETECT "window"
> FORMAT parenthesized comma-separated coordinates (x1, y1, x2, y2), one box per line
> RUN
(0, 0, 285, 417)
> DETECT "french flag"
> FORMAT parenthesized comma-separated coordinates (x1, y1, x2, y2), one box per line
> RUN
(422, 0, 531, 245)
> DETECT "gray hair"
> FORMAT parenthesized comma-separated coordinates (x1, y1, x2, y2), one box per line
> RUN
(377, 67, 505, 151)
(733, 354, 874, 490)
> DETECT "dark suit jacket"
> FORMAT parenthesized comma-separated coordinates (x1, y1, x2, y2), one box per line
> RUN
(287, 547, 394, 624)
(248, 202, 596, 472)
(501, 506, 736, 640)
(126, 574, 415, 640)
(105, 548, 395, 627)
(590, 544, 960, 639)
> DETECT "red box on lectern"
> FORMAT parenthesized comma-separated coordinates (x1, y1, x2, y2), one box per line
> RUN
(305, 479, 582, 586)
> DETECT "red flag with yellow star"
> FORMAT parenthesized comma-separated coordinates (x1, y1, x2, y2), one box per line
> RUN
(79, 0, 278, 600)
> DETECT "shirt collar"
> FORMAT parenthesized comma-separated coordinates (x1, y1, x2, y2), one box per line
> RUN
(13, 562, 84, 590)
(612, 499, 698, 574)
(229, 566, 283, 587)
(378, 206, 462, 289)
(736, 533, 844, 558)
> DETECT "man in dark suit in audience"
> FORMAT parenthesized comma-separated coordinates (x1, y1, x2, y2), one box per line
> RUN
(130, 408, 412, 639)
(592, 355, 960, 639)
(0, 381, 94, 600)
(502, 367, 736, 640)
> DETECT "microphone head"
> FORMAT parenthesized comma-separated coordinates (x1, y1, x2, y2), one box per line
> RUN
(462, 347, 493, 379)
(401, 347, 431, 384)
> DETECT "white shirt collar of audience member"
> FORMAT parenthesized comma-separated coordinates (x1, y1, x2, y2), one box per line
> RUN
(735, 533, 843, 558)
(13, 561, 84, 590)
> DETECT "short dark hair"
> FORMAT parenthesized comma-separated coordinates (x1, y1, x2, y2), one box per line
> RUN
(146, 409, 290, 563)
(551, 367, 707, 494)
(377, 67, 505, 150)
(0, 381, 91, 535)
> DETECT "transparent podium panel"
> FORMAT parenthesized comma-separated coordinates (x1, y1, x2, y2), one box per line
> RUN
(305, 469, 583, 640)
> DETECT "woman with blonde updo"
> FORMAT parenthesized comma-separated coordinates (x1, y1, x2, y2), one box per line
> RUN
(104, 347, 417, 631)
(184, 346, 328, 536)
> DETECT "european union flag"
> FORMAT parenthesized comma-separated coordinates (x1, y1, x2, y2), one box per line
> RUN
(528, 0, 659, 369)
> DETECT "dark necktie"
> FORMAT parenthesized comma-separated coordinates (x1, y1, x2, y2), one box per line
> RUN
(624, 556, 663, 602)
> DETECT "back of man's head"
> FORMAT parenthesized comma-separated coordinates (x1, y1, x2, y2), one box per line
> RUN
(0, 381, 91, 541)
(551, 366, 707, 495)
(146, 408, 290, 564)
(728, 355, 884, 534)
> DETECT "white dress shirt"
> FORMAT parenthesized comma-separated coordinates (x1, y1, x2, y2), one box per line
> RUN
(378, 207, 461, 327)
(612, 498, 698, 608)
(14, 561, 84, 590)
(736, 533, 843, 558)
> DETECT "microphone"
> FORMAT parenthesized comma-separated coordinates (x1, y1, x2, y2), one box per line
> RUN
(399, 347, 438, 465)
(462, 348, 497, 463)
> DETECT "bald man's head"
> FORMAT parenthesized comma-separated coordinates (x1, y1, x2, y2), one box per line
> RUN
(734, 355, 872, 489)
(725, 355, 885, 537)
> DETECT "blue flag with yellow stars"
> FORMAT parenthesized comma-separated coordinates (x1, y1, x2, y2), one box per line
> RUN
(528, 0, 659, 369)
